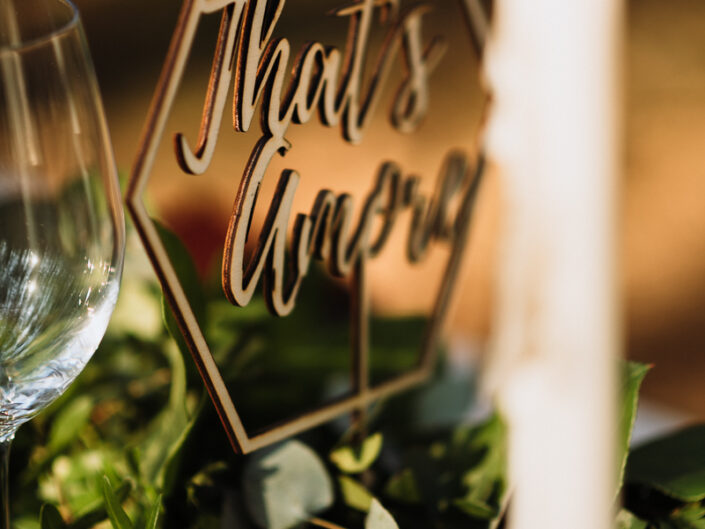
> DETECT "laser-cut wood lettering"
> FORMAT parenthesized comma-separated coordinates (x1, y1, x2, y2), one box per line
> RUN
(127, 0, 489, 454)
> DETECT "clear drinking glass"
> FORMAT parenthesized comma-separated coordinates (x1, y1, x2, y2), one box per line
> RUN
(0, 0, 125, 526)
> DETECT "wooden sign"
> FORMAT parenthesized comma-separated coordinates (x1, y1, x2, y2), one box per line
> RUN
(127, 0, 489, 454)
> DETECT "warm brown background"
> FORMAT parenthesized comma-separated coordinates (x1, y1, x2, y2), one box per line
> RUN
(73, 0, 705, 417)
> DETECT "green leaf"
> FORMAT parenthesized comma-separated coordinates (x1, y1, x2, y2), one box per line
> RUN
(70, 480, 131, 529)
(676, 503, 705, 522)
(153, 220, 206, 355)
(659, 502, 705, 529)
(330, 433, 383, 474)
(661, 513, 705, 529)
(626, 425, 705, 502)
(615, 509, 647, 529)
(455, 414, 507, 519)
(47, 396, 94, 454)
(338, 476, 373, 512)
(243, 440, 334, 529)
(365, 499, 399, 529)
(14, 516, 40, 529)
(384, 469, 421, 504)
(143, 494, 162, 529)
(138, 340, 201, 493)
(39, 504, 67, 529)
(102, 477, 134, 529)
(453, 498, 496, 520)
(371, 358, 475, 435)
(617, 362, 651, 494)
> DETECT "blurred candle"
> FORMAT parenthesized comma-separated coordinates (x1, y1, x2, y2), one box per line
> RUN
(484, 1, 622, 529)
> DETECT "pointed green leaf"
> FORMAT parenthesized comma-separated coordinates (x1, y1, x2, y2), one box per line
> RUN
(102, 477, 134, 529)
(338, 476, 373, 512)
(365, 499, 399, 529)
(617, 362, 651, 494)
(143, 494, 162, 529)
(626, 425, 705, 502)
(47, 396, 94, 454)
(330, 433, 383, 474)
(70, 481, 131, 529)
(39, 504, 67, 529)
(138, 341, 202, 493)
(153, 220, 206, 353)
(453, 498, 496, 520)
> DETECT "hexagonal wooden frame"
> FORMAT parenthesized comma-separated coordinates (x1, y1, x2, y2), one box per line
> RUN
(126, 0, 488, 454)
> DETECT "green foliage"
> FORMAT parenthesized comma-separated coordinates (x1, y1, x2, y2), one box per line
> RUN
(47, 397, 94, 457)
(8, 222, 703, 529)
(365, 500, 399, 529)
(338, 476, 374, 512)
(39, 504, 67, 529)
(143, 495, 162, 529)
(243, 440, 334, 529)
(618, 362, 651, 495)
(627, 426, 705, 502)
(622, 425, 705, 528)
(102, 477, 134, 529)
(331, 433, 383, 474)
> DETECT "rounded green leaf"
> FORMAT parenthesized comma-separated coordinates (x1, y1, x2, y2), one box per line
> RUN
(365, 499, 399, 529)
(243, 441, 334, 529)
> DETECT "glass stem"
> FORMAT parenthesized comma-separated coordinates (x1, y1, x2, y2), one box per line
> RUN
(0, 439, 10, 529)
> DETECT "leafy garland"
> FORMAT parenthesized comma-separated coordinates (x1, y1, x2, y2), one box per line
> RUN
(7, 224, 705, 529)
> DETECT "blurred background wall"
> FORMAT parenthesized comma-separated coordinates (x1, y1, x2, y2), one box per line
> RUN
(72, 0, 705, 418)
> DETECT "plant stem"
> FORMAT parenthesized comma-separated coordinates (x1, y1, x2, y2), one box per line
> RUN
(309, 517, 347, 529)
(0, 439, 10, 529)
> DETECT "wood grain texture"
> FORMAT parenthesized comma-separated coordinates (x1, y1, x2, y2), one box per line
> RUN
(127, 0, 488, 454)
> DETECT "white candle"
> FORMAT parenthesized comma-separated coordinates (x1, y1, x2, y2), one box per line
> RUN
(484, 1, 622, 528)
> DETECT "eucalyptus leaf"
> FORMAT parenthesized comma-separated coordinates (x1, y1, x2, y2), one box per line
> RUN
(372, 359, 474, 436)
(39, 504, 67, 529)
(243, 440, 334, 529)
(102, 477, 134, 529)
(330, 433, 383, 474)
(626, 425, 705, 502)
(365, 499, 399, 529)
(338, 476, 373, 512)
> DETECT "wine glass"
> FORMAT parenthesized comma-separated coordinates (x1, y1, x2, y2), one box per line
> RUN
(0, 0, 125, 526)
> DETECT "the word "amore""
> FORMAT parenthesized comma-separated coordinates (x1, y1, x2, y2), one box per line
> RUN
(176, 0, 480, 316)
